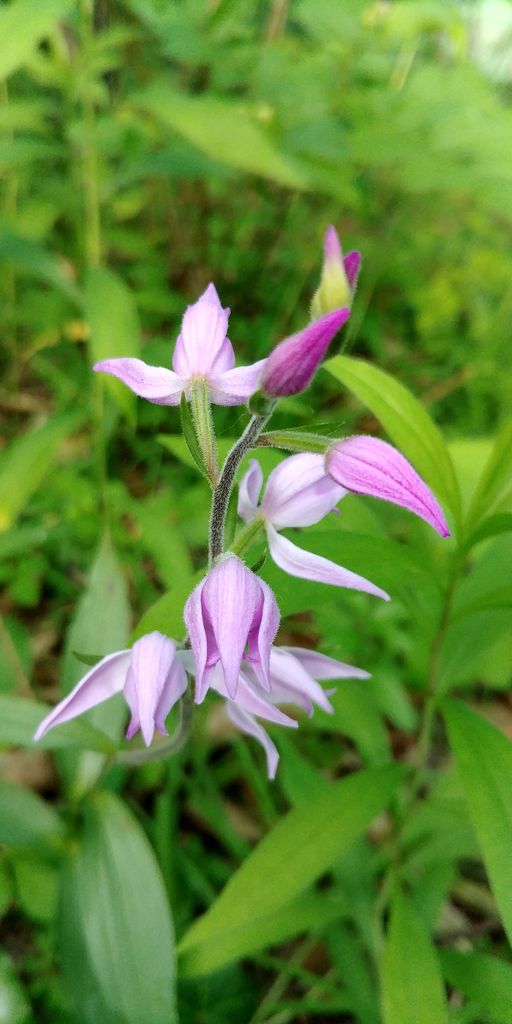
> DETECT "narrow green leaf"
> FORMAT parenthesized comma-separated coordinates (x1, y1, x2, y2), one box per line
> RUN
(58, 791, 178, 1024)
(179, 393, 209, 480)
(139, 87, 308, 189)
(72, 651, 104, 667)
(451, 586, 512, 622)
(0, 0, 72, 81)
(86, 266, 141, 420)
(381, 890, 448, 1024)
(466, 419, 512, 529)
(324, 355, 462, 529)
(179, 766, 404, 971)
(0, 780, 63, 851)
(464, 513, 512, 552)
(0, 694, 115, 753)
(0, 413, 82, 531)
(440, 948, 512, 1023)
(132, 570, 201, 642)
(443, 700, 512, 946)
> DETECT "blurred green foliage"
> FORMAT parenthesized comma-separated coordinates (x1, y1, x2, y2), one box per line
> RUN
(1, 0, 512, 1022)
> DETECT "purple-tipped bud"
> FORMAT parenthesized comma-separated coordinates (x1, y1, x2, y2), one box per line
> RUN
(260, 307, 350, 398)
(311, 226, 361, 319)
(326, 435, 451, 537)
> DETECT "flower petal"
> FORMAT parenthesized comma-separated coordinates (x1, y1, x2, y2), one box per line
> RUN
(238, 459, 264, 522)
(266, 524, 390, 600)
(154, 659, 188, 736)
(208, 359, 267, 406)
(124, 632, 180, 746)
(226, 702, 280, 780)
(261, 453, 346, 529)
(33, 650, 131, 741)
(202, 556, 261, 699)
(94, 358, 184, 405)
(326, 435, 450, 537)
(267, 647, 335, 714)
(172, 283, 233, 377)
(282, 646, 370, 681)
(261, 309, 349, 397)
(212, 666, 297, 727)
(343, 250, 361, 290)
(245, 578, 280, 691)
(183, 577, 209, 702)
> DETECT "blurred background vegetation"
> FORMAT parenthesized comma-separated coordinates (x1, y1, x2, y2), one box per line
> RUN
(1, 0, 512, 1021)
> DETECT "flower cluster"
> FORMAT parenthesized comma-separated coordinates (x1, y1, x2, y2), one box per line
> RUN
(35, 227, 450, 777)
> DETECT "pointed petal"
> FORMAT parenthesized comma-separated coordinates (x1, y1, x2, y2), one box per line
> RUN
(203, 556, 260, 699)
(343, 250, 361, 290)
(208, 359, 267, 406)
(94, 358, 184, 405)
(245, 578, 280, 691)
(34, 650, 130, 741)
(326, 435, 450, 537)
(124, 632, 179, 746)
(238, 459, 264, 522)
(266, 524, 390, 600)
(154, 659, 188, 735)
(261, 309, 349, 398)
(212, 666, 297, 727)
(282, 646, 370, 681)
(184, 577, 209, 702)
(226, 703, 280, 780)
(262, 453, 346, 529)
(172, 284, 231, 376)
(268, 648, 334, 714)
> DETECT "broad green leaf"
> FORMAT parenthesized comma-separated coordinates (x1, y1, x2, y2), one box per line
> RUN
(0, 694, 115, 753)
(180, 891, 339, 976)
(0, 780, 63, 851)
(451, 586, 512, 622)
(443, 700, 512, 945)
(139, 87, 308, 189)
(466, 419, 512, 529)
(381, 890, 448, 1024)
(0, 0, 72, 82)
(439, 948, 512, 1024)
(324, 355, 462, 529)
(0, 228, 83, 306)
(0, 413, 81, 531)
(86, 267, 141, 420)
(58, 791, 177, 1024)
(12, 852, 57, 923)
(58, 535, 130, 795)
(179, 765, 403, 971)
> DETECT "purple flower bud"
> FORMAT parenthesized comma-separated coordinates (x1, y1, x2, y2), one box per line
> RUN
(260, 307, 350, 398)
(311, 226, 361, 319)
(326, 435, 451, 537)
(183, 555, 280, 702)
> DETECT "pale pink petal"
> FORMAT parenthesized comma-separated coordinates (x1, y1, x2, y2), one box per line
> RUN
(94, 358, 185, 405)
(183, 577, 210, 702)
(212, 666, 297, 728)
(326, 436, 450, 537)
(208, 359, 267, 406)
(226, 703, 280, 780)
(245, 578, 280, 691)
(33, 650, 131, 741)
(124, 632, 180, 746)
(172, 283, 232, 377)
(283, 646, 370, 681)
(261, 453, 346, 529)
(268, 648, 334, 714)
(266, 524, 390, 600)
(238, 459, 264, 522)
(324, 224, 343, 263)
(202, 556, 261, 699)
(154, 659, 188, 735)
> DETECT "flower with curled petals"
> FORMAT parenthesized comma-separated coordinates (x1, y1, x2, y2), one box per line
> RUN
(34, 632, 187, 747)
(183, 554, 280, 703)
(238, 453, 389, 600)
(94, 283, 266, 407)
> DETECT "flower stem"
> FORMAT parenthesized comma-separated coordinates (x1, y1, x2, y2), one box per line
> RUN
(209, 404, 276, 562)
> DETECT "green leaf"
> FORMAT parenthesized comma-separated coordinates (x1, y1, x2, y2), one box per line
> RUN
(132, 570, 201, 642)
(311, 683, 391, 765)
(464, 513, 512, 552)
(158, 434, 235, 472)
(138, 87, 308, 190)
(0, 952, 31, 1024)
(439, 948, 512, 1024)
(0, 227, 82, 306)
(466, 419, 512, 529)
(179, 393, 209, 480)
(0, 0, 72, 82)
(381, 890, 448, 1024)
(58, 791, 178, 1024)
(451, 585, 512, 622)
(179, 765, 403, 974)
(324, 355, 462, 530)
(443, 700, 512, 946)
(0, 694, 115, 753)
(0, 413, 82, 531)
(0, 780, 63, 851)
(86, 266, 141, 421)
(72, 650, 104, 667)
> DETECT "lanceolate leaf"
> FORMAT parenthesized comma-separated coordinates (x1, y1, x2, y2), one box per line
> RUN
(466, 418, 512, 530)
(58, 791, 178, 1024)
(381, 890, 448, 1024)
(179, 766, 403, 973)
(0, 694, 115, 754)
(443, 700, 512, 946)
(440, 949, 512, 1024)
(324, 355, 462, 530)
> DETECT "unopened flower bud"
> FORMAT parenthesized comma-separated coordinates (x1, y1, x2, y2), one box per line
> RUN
(311, 226, 361, 320)
(260, 307, 350, 398)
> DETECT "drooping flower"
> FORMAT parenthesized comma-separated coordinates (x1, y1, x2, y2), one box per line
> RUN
(238, 454, 389, 599)
(311, 225, 361, 319)
(325, 436, 450, 537)
(94, 283, 266, 407)
(34, 632, 187, 746)
(183, 554, 280, 703)
(260, 307, 350, 398)
(208, 645, 369, 778)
